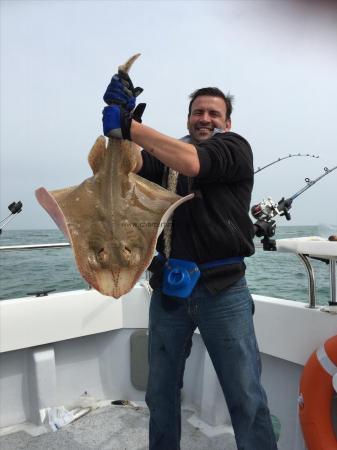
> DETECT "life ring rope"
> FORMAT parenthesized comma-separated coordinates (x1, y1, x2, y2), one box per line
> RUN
(316, 345, 337, 377)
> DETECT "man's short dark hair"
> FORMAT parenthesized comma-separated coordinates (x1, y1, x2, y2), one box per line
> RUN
(188, 87, 234, 120)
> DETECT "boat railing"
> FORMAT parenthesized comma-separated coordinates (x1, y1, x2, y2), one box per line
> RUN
(1, 243, 335, 309)
(276, 238, 337, 311)
(0, 242, 90, 296)
(0, 243, 152, 298)
(0, 243, 70, 251)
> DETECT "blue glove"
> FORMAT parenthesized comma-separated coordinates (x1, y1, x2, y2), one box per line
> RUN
(103, 103, 146, 140)
(103, 71, 143, 110)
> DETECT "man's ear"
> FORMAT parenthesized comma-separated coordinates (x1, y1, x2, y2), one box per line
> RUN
(225, 119, 231, 131)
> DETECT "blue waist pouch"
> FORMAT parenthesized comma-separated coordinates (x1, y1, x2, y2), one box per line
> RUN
(160, 255, 244, 299)
(163, 258, 201, 299)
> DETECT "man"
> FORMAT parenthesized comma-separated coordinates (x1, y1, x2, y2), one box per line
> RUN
(102, 75, 278, 450)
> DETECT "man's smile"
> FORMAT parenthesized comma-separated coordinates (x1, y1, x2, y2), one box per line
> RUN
(196, 126, 213, 131)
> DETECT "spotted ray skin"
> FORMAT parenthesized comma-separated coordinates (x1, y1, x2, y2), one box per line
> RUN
(36, 55, 193, 298)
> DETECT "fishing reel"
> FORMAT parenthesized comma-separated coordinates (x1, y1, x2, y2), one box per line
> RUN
(251, 198, 280, 222)
(8, 201, 22, 215)
(0, 201, 23, 235)
(252, 197, 293, 251)
(252, 164, 336, 250)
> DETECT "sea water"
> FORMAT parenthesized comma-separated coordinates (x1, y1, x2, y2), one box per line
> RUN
(0, 226, 335, 305)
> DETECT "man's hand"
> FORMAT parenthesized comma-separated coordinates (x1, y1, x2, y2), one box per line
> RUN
(103, 103, 146, 140)
(103, 71, 143, 110)
(102, 69, 146, 140)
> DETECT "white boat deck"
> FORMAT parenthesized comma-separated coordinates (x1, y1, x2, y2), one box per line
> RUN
(0, 249, 336, 450)
(0, 404, 237, 450)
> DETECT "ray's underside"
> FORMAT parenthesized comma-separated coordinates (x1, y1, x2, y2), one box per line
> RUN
(36, 135, 193, 298)
(36, 54, 193, 298)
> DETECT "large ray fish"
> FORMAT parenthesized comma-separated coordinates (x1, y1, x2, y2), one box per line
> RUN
(36, 54, 193, 298)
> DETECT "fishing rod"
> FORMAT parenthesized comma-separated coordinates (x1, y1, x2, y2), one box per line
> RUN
(290, 166, 336, 201)
(254, 153, 319, 174)
(252, 165, 337, 251)
(0, 158, 324, 237)
(0, 201, 23, 235)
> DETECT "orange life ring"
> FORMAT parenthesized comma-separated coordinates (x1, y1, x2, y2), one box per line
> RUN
(299, 334, 337, 450)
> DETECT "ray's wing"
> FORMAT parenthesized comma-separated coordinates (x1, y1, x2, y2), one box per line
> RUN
(35, 54, 194, 298)
(36, 139, 193, 298)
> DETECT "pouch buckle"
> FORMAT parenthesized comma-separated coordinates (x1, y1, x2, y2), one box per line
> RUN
(162, 258, 201, 298)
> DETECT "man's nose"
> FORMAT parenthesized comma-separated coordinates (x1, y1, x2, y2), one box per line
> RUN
(199, 112, 211, 122)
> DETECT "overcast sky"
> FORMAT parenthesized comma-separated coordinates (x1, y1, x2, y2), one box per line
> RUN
(1, 0, 336, 230)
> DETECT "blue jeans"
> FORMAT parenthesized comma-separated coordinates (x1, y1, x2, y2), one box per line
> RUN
(145, 277, 278, 450)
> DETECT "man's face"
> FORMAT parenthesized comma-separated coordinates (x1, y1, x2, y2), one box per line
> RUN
(187, 95, 231, 143)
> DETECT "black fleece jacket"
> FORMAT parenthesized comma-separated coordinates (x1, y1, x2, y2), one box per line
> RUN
(138, 131, 255, 292)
